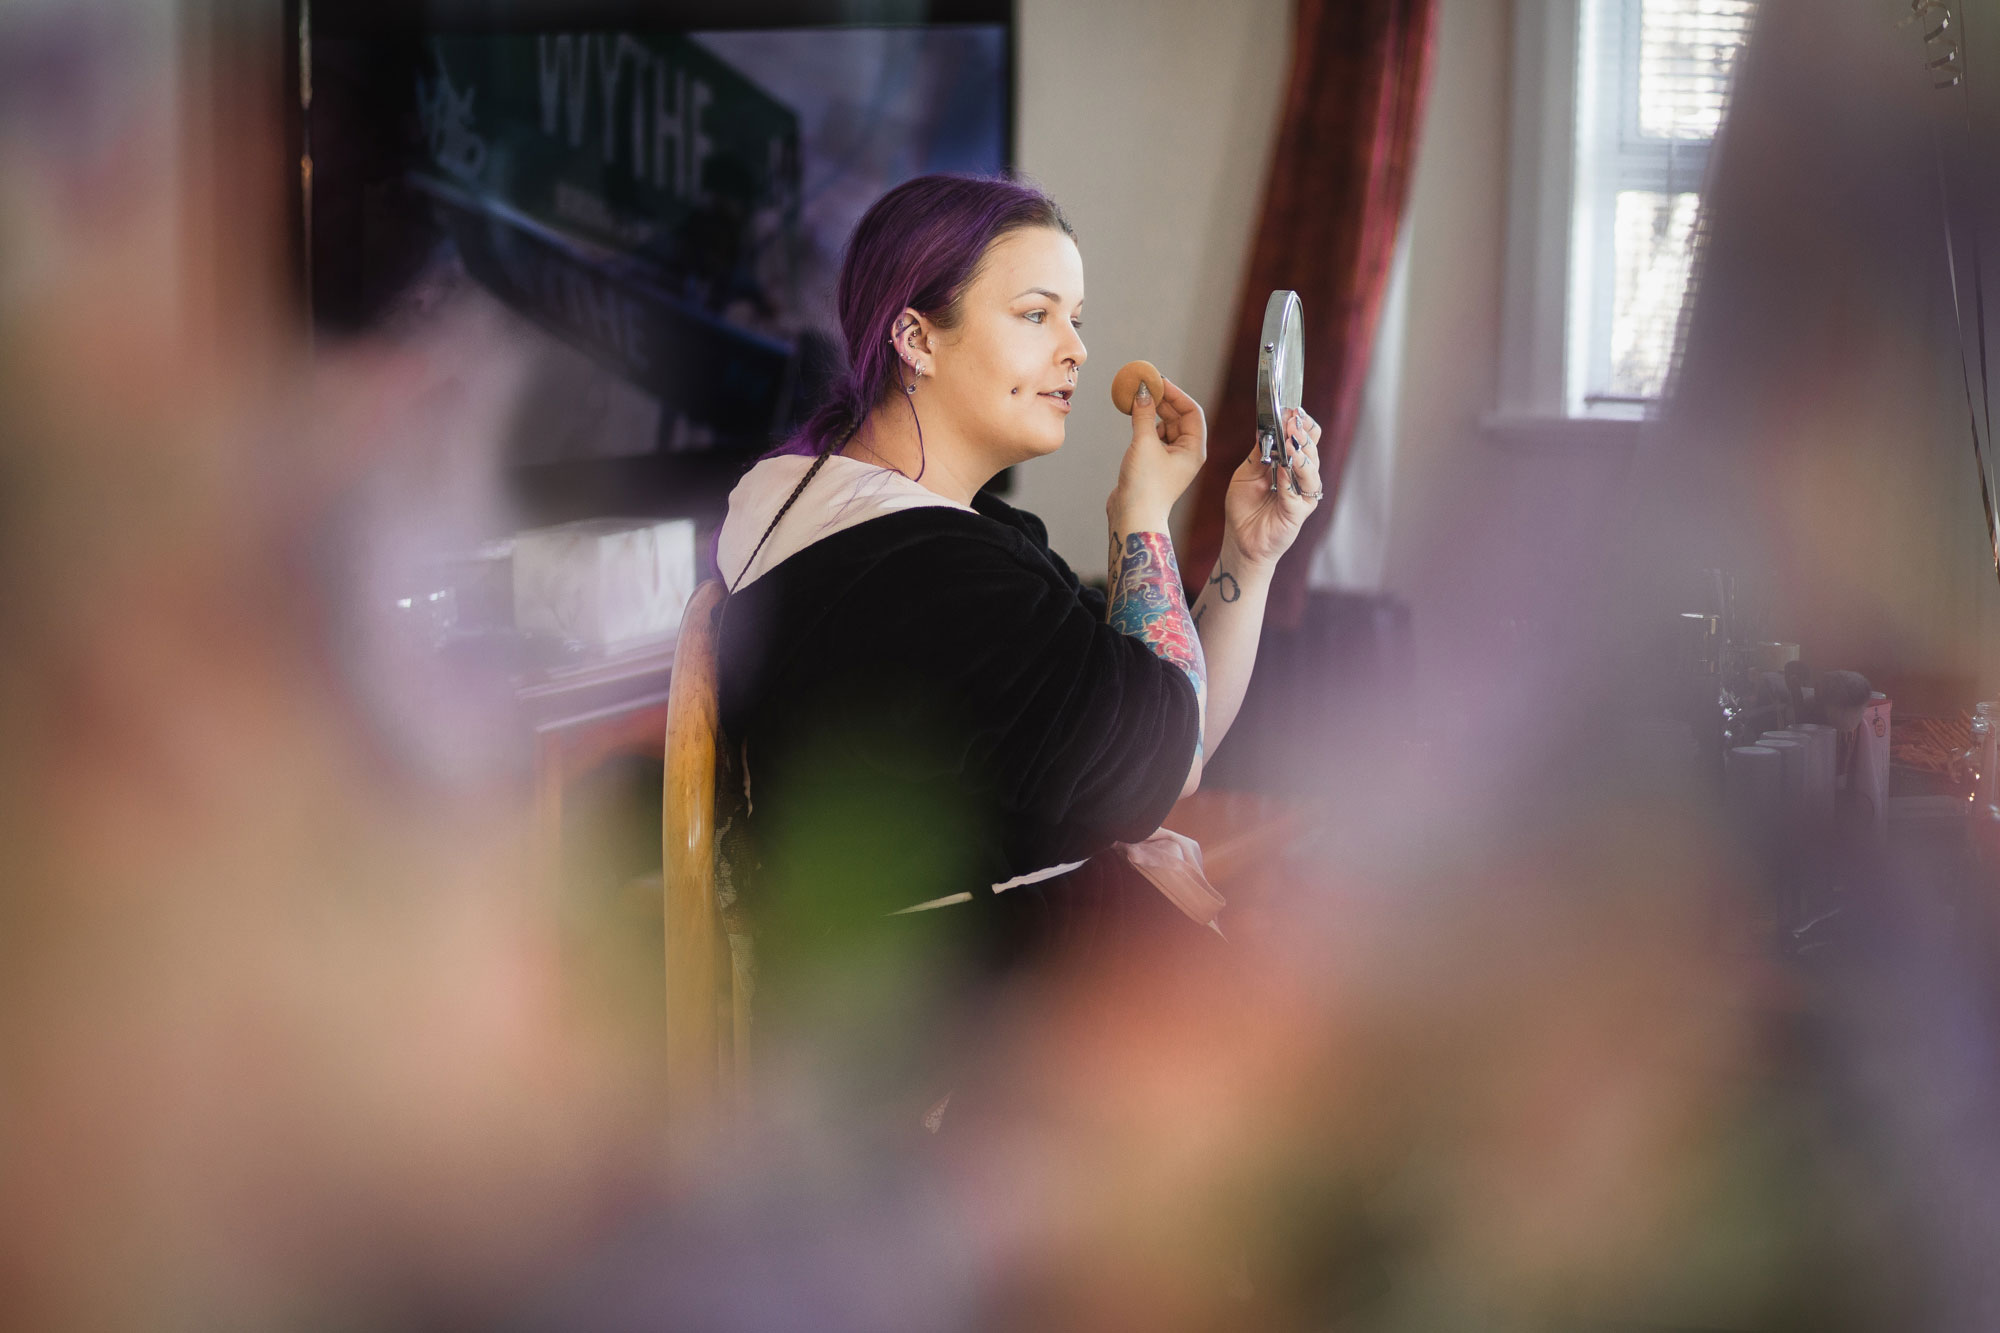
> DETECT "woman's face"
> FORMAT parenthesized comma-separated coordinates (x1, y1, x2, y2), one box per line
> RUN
(919, 226, 1088, 465)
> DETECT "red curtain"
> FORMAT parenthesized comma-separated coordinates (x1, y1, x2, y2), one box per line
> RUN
(1183, 0, 1437, 627)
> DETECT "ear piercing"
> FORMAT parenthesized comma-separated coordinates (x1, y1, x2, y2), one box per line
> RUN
(891, 328, 925, 387)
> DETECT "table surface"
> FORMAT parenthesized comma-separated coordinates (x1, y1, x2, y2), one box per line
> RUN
(513, 635, 678, 732)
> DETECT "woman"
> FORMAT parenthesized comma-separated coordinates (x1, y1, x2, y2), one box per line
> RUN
(715, 175, 1322, 1042)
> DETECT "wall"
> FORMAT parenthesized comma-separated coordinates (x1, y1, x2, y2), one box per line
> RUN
(1626, 0, 2000, 705)
(1012, 0, 1292, 580)
(1014, 0, 1517, 608)
(1014, 0, 2000, 697)
(1376, 0, 1522, 654)
(1011, 0, 1606, 646)
(1379, 0, 2000, 703)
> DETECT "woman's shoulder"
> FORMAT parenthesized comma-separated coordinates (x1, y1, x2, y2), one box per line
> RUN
(773, 503, 1060, 589)
(970, 490, 1095, 600)
(720, 453, 1042, 590)
(970, 488, 1052, 549)
(718, 503, 1091, 701)
(720, 502, 1067, 638)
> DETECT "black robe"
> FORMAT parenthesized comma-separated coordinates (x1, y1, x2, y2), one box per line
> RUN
(717, 489, 1202, 1020)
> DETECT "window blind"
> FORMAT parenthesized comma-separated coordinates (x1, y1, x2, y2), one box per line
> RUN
(1637, 0, 1757, 142)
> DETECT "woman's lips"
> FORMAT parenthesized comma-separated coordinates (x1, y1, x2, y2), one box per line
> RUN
(1039, 389, 1073, 412)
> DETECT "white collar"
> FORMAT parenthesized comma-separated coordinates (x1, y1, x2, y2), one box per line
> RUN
(716, 453, 975, 590)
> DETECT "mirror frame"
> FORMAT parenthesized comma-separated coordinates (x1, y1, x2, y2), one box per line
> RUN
(1257, 289, 1303, 466)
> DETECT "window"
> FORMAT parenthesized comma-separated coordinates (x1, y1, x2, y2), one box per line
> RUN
(1574, 0, 1755, 413)
(1496, 0, 1757, 428)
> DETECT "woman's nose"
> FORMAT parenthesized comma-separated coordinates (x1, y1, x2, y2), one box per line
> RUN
(1062, 328, 1087, 369)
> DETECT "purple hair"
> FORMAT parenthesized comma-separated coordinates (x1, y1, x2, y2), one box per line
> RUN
(773, 174, 1075, 461)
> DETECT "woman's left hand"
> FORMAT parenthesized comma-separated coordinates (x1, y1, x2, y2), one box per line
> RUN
(1222, 407, 1324, 568)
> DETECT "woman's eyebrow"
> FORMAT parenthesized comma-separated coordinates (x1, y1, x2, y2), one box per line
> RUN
(1013, 287, 1072, 302)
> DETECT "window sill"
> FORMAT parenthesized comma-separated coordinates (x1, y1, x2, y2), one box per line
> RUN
(1480, 412, 1650, 449)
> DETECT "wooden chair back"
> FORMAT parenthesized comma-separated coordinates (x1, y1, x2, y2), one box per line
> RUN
(661, 578, 745, 1126)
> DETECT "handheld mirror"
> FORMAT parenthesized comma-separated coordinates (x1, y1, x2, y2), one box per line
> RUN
(1256, 290, 1304, 470)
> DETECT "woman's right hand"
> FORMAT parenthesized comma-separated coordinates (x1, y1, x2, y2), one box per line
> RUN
(1108, 376, 1206, 531)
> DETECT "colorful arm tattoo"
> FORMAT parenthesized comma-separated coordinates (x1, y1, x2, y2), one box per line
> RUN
(1107, 530, 1208, 759)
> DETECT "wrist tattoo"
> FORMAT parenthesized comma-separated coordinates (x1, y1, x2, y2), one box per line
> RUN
(1108, 531, 1208, 758)
(1208, 568, 1241, 603)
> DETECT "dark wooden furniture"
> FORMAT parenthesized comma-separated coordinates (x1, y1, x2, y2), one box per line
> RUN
(516, 637, 677, 895)
(511, 583, 747, 1130)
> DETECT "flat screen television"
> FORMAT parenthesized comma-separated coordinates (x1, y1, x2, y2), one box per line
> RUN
(303, 0, 1014, 524)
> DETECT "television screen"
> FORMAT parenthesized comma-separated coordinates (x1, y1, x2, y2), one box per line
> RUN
(307, 8, 1011, 513)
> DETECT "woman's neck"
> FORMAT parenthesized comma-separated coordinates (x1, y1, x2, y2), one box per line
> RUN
(839, 398, 997, 506)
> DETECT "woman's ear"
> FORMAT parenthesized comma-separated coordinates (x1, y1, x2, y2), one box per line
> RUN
(892, 308, 936, 375)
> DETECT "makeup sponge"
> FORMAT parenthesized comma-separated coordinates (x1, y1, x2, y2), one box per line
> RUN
(1110, 360, 1165, 415)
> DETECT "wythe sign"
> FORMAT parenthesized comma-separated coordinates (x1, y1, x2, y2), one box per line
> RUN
(416, 31, 801, 265)
(409, 31, 803, 442)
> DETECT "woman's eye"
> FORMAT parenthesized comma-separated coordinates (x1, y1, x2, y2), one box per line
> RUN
(1071, 318, 1084, 330)
(1024, 310, 1045, 324)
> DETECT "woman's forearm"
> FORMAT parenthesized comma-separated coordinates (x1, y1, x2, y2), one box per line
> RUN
(1106, 520, 1209, 784)
(1191, 534, 1272, 758)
